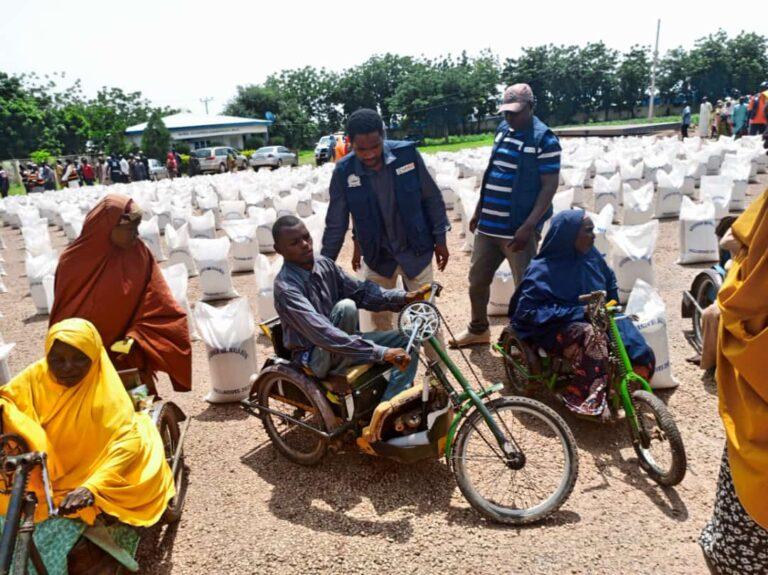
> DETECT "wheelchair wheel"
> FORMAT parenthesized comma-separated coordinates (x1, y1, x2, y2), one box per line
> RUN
(156, 405, 188, 524)
(451, 397, 579, 525)
(630, 390, 687, 486)
(691, 273, 720, 351)
(257, 371, 328, 466)
(498, 330, 536, 396)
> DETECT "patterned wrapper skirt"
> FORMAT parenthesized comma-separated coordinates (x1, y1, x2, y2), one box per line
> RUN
(700, 446, 768, 574)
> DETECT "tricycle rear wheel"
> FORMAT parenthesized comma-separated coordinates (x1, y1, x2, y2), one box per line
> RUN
(257, 372, 328, 466)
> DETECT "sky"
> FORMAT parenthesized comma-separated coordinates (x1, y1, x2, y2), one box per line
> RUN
(1, 0, 762, 116)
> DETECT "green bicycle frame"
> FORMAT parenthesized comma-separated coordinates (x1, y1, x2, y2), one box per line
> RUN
(606, 310, 653, 434)
(425, 336, 506, 460)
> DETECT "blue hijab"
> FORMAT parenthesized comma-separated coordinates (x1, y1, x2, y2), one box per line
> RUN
(509, 209, 653, 365)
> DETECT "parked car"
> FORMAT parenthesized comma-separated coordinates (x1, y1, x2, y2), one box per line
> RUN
(194, 147, 248, 173)
(147, 158, 169, 180)
(314, 132, 346, 166)
(249, 146, 298, 169)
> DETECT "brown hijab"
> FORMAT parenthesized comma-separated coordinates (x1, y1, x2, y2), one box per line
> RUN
(50, 194, 192, 391)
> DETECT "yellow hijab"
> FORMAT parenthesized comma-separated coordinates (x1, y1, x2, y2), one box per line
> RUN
(717, 189, 768, 529)
(0, 318, 174, 526)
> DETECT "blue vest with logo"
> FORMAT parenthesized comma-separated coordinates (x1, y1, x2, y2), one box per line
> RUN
(337, 141, 433, 275)
(480, 116, 554, 233)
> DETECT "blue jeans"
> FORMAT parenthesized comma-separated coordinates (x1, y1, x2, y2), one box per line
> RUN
(308, 299, 418, 401)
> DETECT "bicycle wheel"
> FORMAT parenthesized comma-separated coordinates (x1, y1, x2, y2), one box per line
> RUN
(451, 397, 579, 525)
(258, 371, 328, 466)
(631, 390, 687, 486)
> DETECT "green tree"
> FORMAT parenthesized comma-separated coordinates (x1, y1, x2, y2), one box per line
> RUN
(617, 46, 651, 117)
(141, 112, 171, 161)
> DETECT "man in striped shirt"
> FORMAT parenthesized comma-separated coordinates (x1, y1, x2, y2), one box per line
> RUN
(450, 84, 561, 348)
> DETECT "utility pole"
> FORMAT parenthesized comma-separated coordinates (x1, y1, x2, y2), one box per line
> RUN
(648, 19, 661, 120)
(200, 97, 213, 115)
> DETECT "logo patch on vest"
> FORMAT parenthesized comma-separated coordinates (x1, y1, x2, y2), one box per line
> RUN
(395, 162, 416, 175)
(347, 174, 361, 187)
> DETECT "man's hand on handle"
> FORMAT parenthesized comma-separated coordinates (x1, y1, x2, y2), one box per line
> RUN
(405, 284, 432, 304)
(383, 348, 411, 372)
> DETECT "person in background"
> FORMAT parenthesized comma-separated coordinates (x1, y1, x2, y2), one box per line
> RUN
(119, 155, 130, 182)
(107, 155, 122, 184)
(139, 150, 150, 178)
(173, 150, 182, 175)
(165, 150, 177, 179)
(54, 159, 64, 189)
(328, 133, 337, 163)
(41, 162, 56, 190)
(732, 96, 749, 138)
(450, 83, 561, 348)
(81, 157, 95, 186)
(681, 102, 692, 139)
(335, 135, 346, 161)
(188, 151, 200, 177)
(62, 159, 80, 188)
(699, 190, 768, 573)
(698, 97, 712, 138)
(0, 165, 9, 198)
(94, 156, 105, 185)
(134, 157, 148, 181)
(748, 82, 768, 136)
(321, 108, 450, 332)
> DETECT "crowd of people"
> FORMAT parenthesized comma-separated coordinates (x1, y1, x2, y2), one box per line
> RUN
(0, 81, 766, 574)
(686, 82, 768, 140)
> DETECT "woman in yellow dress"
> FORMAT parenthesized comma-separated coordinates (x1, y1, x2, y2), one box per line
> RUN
(0, 318, 175, 572)
(699, 190, 768, 573)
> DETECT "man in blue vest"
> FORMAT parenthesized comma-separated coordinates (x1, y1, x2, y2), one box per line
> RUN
(450, 84, 561, 348)
(322, 108, 450, 331)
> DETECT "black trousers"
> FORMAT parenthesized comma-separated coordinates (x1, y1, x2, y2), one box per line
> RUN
(681, 124, 689, 139)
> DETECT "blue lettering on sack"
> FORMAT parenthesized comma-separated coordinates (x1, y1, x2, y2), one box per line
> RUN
(211, 384, 251, 395)
(690, 221, 715, 231)
(619, 256, 652, 267)
(200, 266, 226, 275)
(208, 347, 249, 360)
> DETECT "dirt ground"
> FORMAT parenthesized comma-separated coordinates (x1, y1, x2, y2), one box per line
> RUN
(1, 169, 765, 575)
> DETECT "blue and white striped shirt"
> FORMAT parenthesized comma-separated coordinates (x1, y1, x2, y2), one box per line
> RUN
(477, 123, 561, 239)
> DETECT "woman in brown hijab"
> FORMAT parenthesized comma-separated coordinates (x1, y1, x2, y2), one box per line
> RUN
(50, 194, 192, 393)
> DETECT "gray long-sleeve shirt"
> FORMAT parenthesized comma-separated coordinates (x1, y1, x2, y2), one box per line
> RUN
(321, 142, 450, 278)
(273, 256, 408, 363)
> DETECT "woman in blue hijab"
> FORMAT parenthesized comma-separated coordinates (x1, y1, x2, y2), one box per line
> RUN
(509, 209, 655, 417)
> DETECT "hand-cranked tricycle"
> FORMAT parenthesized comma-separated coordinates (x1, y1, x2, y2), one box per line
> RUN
(0, 369, 189, 575)
(243, 283, 579, 525)
(497, 290, 687, 487)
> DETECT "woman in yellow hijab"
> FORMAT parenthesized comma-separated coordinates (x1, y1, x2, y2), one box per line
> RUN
(0, 318, 174, 526)
(700, 190, 768, 573)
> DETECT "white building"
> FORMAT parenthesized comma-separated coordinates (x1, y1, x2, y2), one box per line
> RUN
(125, 112, 273, 150)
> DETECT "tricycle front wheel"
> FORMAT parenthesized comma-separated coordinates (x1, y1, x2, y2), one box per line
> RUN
(630, 390, 687, 486)
(451, 397, 579, 525)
